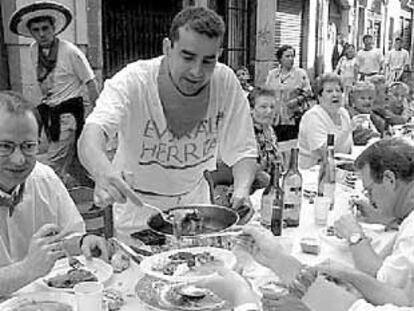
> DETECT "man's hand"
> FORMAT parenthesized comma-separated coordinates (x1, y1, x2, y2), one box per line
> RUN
(195, 267, 258, 307)
(316, 259, 354, 281)
(22, 224, 65, 279)
(334, 214, 364, 240)
(236, 225, 302, 282)
(351, 195, 392, 224)
(93, 170, 144, 208)
(231, 194, 254, 225)
(81, 235, 109, 262)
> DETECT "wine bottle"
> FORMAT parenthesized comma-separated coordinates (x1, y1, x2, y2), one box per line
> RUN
(271, 162, 284, 236)
(317, 134, 336, 212)
(282, 148, 302, 227)
(260, 162, 276, 229)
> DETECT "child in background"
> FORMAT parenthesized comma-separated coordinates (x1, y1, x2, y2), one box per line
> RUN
(348, 82, 380, 145)
(335, 44, 357, 106)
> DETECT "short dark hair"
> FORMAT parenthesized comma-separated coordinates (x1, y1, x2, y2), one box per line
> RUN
(316, 72, 343, 96)
(395, 37, 402, 42)
(362, 34, 373, 42)
(355, 137, 414, 183)
(0, 91, 41, 136)
(276, 45, 295, 62)
(26, 15, 55, 30)
(169, 6, 225, 45)
(248, 86, 276, 108)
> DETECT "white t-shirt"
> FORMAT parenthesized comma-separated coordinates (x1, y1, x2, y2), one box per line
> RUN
(298, 105, 353, 169)
(0, 162, 85, 267)
(385, 49, 410, 71)
(30, 39, 95, 107)
(356, 49, 384, 74)
(85, 56, 257, 235)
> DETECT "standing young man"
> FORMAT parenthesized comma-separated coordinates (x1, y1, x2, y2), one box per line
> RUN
(9, 1, 99, 183)
(78, 7, 258, 238)
(384, 37, 410, 82)
(355, 34, 384, 82)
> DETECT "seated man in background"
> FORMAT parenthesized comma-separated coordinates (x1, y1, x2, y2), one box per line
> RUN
(347, 81, 380, 145)
(0, 91, 107, 297)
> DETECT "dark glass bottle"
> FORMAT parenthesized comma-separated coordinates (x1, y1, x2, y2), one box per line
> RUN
(317, 134, 336, 211)
(271, 162, 284, 236)
(282, 148, 302, 227)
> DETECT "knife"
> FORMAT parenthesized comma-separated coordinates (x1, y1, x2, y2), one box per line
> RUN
(109, 237, 144, 265)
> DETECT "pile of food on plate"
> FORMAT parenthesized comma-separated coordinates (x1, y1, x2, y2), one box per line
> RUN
(11, 300, 73, 311)
(103, 288, 124, 311)
(45, 268, 97, 289)
(152, 251, 222, 277)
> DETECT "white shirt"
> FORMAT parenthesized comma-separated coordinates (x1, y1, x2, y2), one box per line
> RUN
(355, 49, 384, 74)
(298, 105, 353, 169)
(85, 56, 258, 236)
(385, 49, 410, 71)
(376, 209, 414, 303)
(0, 162, 85, 267)
(30, 39, 95, 107)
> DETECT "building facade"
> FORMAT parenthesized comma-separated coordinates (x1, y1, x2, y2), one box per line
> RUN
(1, 0, 413, 96)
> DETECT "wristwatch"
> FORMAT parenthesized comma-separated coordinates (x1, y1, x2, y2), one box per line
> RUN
(348, 232, 366, 246)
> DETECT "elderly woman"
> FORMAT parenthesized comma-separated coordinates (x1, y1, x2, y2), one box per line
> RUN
(298, 73, 353, 169)
(266, 45, 312, 141)
(250, 86, 281, 179)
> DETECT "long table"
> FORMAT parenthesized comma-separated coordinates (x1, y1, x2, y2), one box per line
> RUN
(6, 162, 398, 311)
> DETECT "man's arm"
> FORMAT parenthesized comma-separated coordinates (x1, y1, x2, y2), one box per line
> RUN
(86, 78, 100, 107)
(78, 123, 112, 180)
(349, 238, 384, 276)
(232, 157, 257, 200)
(0, 260, 38, 297)
(343, 269, 411, 307)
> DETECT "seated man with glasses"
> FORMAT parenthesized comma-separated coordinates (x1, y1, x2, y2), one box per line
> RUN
(0, 91, 107, 297)
(318, 137, 414, 307)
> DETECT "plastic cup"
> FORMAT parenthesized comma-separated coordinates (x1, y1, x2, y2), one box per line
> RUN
(74, 281, 104, 311)
(314, 196, 330, 226)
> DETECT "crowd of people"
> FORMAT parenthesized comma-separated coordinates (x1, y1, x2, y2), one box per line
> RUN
(1, 1, 414, 311)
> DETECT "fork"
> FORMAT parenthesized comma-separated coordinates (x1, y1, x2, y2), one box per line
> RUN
(60, 241, 84, 269)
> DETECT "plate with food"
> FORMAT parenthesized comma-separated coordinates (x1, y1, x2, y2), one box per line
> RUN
(135, 275, 230, 311)
(39, 256, 113, 291)
(140, 246, 236, 283)
(0, 292, 76, 311)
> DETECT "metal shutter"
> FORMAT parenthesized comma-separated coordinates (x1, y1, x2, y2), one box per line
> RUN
(274, 0, 305, 67)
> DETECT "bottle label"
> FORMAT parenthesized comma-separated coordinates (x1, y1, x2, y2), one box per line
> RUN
(323, 183, 336, 210)
(283, 179, 302, 227)
(271, 207, 282, 236)
(261, 196, 273, 227)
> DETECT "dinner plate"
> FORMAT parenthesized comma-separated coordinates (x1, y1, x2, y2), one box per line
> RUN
(38, 256, 113, 292)
(135, 275, 230, 311)
(0, 292, 77, 311)
(140, 246, 236, 283)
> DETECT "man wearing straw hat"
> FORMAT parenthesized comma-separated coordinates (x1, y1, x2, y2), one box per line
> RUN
(9, 1, 99, 184)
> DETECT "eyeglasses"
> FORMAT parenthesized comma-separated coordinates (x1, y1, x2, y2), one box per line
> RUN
(0, 141, 38, 157)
